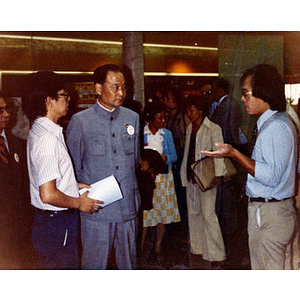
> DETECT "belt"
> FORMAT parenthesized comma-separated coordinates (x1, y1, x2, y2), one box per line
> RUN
(248, 197, 290, 203)
(36, 208, 76, 215)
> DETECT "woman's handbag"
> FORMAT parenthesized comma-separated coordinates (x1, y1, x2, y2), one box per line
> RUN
(191, 156, 237, 192)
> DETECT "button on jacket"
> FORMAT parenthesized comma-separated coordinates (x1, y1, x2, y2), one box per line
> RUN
(66, 102, 141, 222)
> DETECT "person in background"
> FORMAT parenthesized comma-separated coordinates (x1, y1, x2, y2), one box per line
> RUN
(180, 94, 227, 269)
(201, 84, 216, 118)
(164, 88, 187, 156)
(210, 78, 242, 263)
(24, 72, 102, 270)
(0, 93, 33, 269)
(66, 64, 141, 270)
(141, 101, 181, 263)
(164, 88, 189, 237)
(202, 64, 297, 270)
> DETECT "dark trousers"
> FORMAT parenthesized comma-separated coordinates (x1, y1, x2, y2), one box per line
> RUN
(215, 180, 238, 236)
(32, 209, 79, 270)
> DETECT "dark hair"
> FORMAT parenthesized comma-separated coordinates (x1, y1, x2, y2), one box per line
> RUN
(143, 101, 166, 123)
(22, 72, 66, 122)
(241, 64, 286, 112)
(0, 92, 6, 102)
(166, 87, 183, 106)
(185, 94, 207, 117)
(215, 78, 231, 95)
(93, 64, 124, 85)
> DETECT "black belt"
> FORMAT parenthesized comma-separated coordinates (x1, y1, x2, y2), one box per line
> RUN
(36, 208, 76, 215)
(248, 197, 290, 203)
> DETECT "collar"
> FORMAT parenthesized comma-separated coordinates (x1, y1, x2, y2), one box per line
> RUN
(257, 109, 278, 130)
(218, 95, 228, 106)
(188, 116, 212, 132)
(35, 117, 63, 137)
(202, 116, 212, 128)
(94, 101, 120, 120)
(0, 129, 7, 140)
(97, 100, 116, 112)
(144, 123, 165, 135)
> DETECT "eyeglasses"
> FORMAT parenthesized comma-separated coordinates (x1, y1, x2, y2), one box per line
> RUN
(201, 90, 212, 95)
(241, 91, 253, 98)
(0, 107, 12, 115)
(57, 92, 69, 99)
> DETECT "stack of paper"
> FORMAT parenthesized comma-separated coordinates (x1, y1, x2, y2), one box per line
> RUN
(79, 175, 123, 207)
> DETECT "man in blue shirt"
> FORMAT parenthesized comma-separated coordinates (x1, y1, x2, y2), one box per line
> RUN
(201, 64, 297, 270)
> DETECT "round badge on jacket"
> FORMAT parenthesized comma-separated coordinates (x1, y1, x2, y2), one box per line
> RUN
(14, 153, 19, 163)
(126, 125, 134, 135)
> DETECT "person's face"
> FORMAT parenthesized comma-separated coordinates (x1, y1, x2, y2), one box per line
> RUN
(0, 97, 11, 133)
(51, 89, 70, 119)
(165, 91, 178, 116)
(151, 111, 166, 130)
(96, 71, 126, 110)
(201, 85, 213, 104)
(211, 83, 221, 102)
(165, 91, 177, 108)
(241, 76, 270, 116)
(186, 105, 202, 124)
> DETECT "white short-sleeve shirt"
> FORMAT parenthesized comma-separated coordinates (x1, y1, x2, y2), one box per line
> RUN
(27, 117, 79, 211)
(144, 123, 164, 155)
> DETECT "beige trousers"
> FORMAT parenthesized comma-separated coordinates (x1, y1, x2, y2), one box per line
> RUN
(186, 181, 226, 262)
(248, 198, 296, 270)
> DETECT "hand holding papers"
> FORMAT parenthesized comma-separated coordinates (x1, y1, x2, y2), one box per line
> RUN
(79, 175, 123, 208)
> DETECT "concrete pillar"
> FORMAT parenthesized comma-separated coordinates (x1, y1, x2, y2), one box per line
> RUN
(122, 32, 145, 107)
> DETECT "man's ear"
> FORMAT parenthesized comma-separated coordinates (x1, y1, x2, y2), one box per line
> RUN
(45, 96, 53, 108)
(95, 83, 103, 96)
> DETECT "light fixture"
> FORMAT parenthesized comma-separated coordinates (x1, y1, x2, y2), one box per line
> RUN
(0, 34, 218, 51)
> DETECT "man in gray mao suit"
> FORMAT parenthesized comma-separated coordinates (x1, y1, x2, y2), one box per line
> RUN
(66, 64, 141, 270)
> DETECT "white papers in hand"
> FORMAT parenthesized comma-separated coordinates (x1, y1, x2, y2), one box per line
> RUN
(79, 175, 123, 207)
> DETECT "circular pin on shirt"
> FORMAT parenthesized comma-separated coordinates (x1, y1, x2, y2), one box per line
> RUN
(127, 125, 134, 135)
(14, 153, 19, 163)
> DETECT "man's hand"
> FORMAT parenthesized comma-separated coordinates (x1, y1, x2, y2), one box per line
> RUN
(78, 183, 91, 190)
(140, 159, 150, 172)
(201, 143, 234, 158)
(78, 191, 104, 214)
(201, 142, 256, 177)
(40, 180, 104, 212)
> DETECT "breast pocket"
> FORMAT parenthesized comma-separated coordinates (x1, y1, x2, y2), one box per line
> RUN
(86, 134, 106, 156)
(122, 132, 135, 155)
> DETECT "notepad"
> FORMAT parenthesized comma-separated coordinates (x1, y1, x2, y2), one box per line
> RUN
(79, 175, 123, 207)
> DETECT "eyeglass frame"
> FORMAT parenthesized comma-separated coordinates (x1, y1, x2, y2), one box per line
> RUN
(0, 106, 12, 115)
(241, 90, 253, 98)
(57, 92, 69, 99)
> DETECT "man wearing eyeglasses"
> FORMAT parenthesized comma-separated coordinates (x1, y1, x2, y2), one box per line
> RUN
(202, 64, 297, 270)
(25, 72, 103, 270)
(0, 94, 33, 269)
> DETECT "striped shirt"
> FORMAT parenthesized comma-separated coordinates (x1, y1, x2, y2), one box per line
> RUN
(27, 117, 79, 211)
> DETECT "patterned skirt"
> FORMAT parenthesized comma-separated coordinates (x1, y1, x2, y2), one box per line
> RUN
(143, 170, 181, 227)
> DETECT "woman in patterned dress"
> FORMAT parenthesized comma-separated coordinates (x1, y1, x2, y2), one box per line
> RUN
(141, 101, 181, 262)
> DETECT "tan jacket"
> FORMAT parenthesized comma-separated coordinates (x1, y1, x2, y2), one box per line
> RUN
(180, 117, 227, 187)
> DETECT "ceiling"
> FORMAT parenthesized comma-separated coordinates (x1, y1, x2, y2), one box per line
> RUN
(4, 30, 299, 47)
(2, 31, 300, 84)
